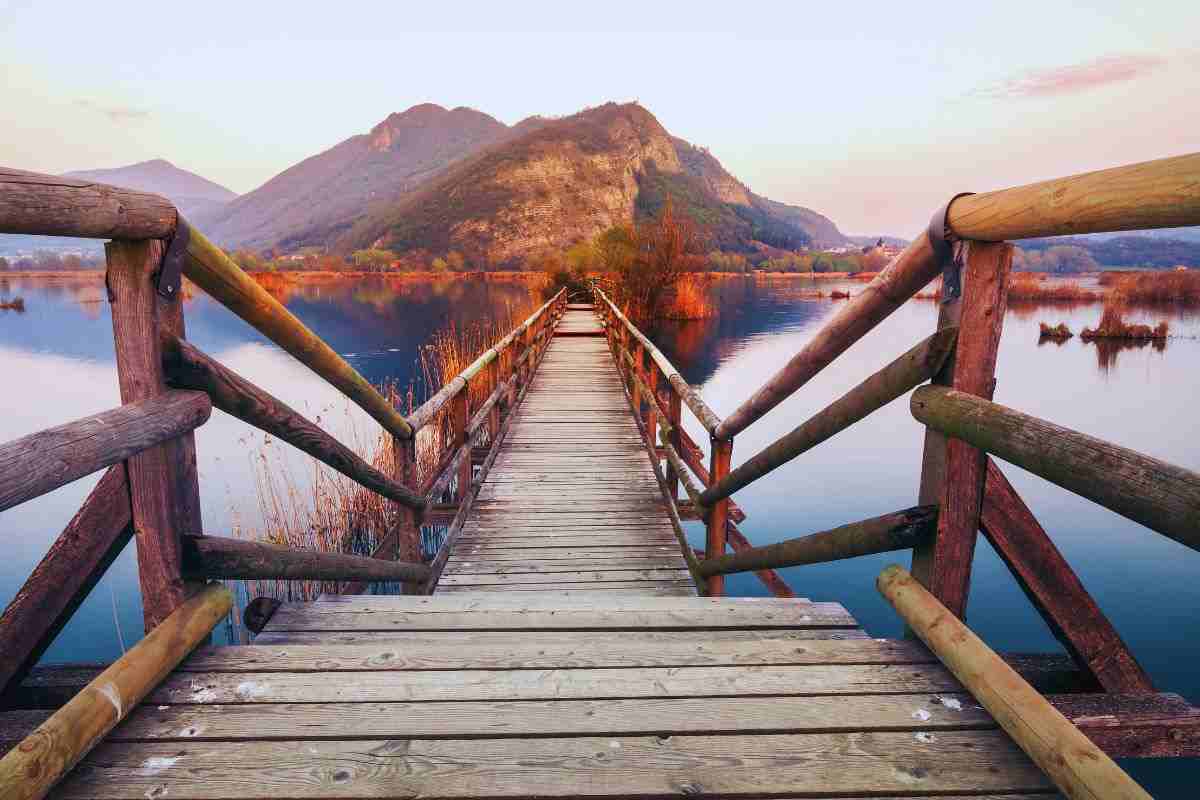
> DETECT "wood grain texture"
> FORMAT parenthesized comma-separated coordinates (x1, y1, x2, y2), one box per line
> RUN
(106, 239, 206, 629)
(979, 460, 1153, 694)
(700, 506, 937, 577)
(0, 166, 176, 239)
(879, 565, 1151, 800)
(181, 535, 430, 583)
(921, 241, 1012, 618)
(911, 385, 1200, 550)
(57, 731, 1050, 798)
(0, 584, 231, 800)
(0, 467, 132, 696)
(949, 151, 1200, 240)
(162, 335, 425, 510)
(703, 438, 733, 596)
(0, 391, 209, 512)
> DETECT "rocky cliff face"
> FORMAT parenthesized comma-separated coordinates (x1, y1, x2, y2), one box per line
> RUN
(339, 103, 690, 264)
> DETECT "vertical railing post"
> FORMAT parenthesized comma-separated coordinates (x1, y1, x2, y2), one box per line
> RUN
(910, 241, 1013, 618)
(451, 384, 471, 502)
(705, 436, 734, 596)
(630, 340, 644, 416)
(664, 387, 683, 500)
(392, 434, 423, 592)
(487, 356, 501, 441)
(105, 238, 204, 630)
(644, 358, 659, 456)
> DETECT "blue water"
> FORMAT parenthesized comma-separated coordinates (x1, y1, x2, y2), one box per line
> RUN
(1, 272, 1196, 793)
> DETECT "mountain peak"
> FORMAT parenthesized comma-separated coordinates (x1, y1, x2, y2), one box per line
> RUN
(367, 104, 504, 152)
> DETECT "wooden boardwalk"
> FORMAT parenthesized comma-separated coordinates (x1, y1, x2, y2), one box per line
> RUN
(29, 303, 1061, 798)
(439, 306, 695, 596)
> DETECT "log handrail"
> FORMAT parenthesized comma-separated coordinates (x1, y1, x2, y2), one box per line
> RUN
(0, 167, 176, 239)
(879, 565, 1152, 800)
(715, 153, 1200, 440)
(180, 223, 416, 441)
(697, 506, 937, 577)
(911, 384, 1200, 550)
(0, 583, 232, 800)
(698, 327, 958, 507)
(161, 334, 427, 510)
(0, 391, 212, 512)
(405, 290, 565, 432)
(594, 287, 722, 434)
(181, 535, 431, 583)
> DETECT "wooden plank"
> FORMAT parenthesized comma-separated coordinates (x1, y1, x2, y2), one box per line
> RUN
(106, 239, 205, 629)
(0, 585, 231, 800)
(148, 662, 962, 704)
(59, 731, 1050, 798)
(444, 557, 693, 573)
(979, 460, 1153, 693)
(0, 391, 210, 513)
(436, 583, 698, 595)
(180, 636, 932, 671)
(880, 565, 1150, 800)
(0, 467, 132, 697)
(264, 605, 858, 631)
(248, 627, 867, 645)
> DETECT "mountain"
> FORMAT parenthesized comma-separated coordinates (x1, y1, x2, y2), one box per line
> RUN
(65, 159, 236, 220)
(335, 102, 847, 265)
(197, 104, 512, 251)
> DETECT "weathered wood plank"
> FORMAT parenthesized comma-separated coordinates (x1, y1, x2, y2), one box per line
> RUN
(181, 535, 430, 583)
(59, 731, 1050, 798)
(248, 627, 867, 645)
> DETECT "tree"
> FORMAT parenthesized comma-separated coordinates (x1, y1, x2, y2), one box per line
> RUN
(430, 257, 449, 273)
(611, 200, 702, 322)
(445, 250, 466, 272)
(0, 257, 9, 271)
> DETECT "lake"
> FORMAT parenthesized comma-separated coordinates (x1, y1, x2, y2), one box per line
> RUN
(1, 270, 1197, 793)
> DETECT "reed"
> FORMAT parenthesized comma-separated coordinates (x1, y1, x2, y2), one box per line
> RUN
(661, 274, 715, 319)
(1081, 300, 1170, 341)
(1098, 269, 1200, 304)
(225, 289, 541, 638)
(1008, 273, 1101, 302)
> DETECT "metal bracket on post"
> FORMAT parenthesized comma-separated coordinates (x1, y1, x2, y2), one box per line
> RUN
(157, 216, 191, 299)
(927, 193, 974, 304)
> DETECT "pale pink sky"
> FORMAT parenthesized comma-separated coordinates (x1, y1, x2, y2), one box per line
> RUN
(2, 0, 1197, 236)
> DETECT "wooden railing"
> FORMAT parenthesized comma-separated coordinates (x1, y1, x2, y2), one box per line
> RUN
(596, 152, 1200, 701)
(0, 166, 566, 701)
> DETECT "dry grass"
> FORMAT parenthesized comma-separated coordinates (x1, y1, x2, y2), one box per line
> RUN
(0, 296, 25, 311)
(226, 287, 541, 639)
(1038, 322, 1074, 340)
(1080, 299, 1170, 341)
(661, 274, 716, 319)
(1098, 270, 1200, 304)
(1008, 273, 1102, 302)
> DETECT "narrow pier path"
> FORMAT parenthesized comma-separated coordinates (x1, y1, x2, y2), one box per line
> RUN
(438, 305, 695, 595)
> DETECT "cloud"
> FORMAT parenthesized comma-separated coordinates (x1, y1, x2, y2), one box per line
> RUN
(75, 99, 152, 122)
(970, 54, 1166, 100)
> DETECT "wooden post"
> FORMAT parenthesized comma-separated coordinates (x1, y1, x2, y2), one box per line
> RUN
(630, 340, 644, 414)
(664, 388, 683, 500)
(910, 241, 1012, 618)
(393, 434, 422, 592)
(105, 239, 205, 629)
(451, 386, 471, 501)
(643, 357, 659, 456)
(486, 357, 501, 441)
(705, 436, 734, 596)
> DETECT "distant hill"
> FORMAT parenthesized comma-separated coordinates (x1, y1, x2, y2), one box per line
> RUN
(65, 159, 236, 220)
(198, 104, 513, 251)
(335, 102, 847, 265)
(1020, 233, 1200, 268)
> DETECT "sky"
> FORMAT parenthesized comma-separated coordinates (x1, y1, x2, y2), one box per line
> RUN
(2, 0, 1197, 236)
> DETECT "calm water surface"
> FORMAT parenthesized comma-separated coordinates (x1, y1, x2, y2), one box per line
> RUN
(1, 272, 1197, 793)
